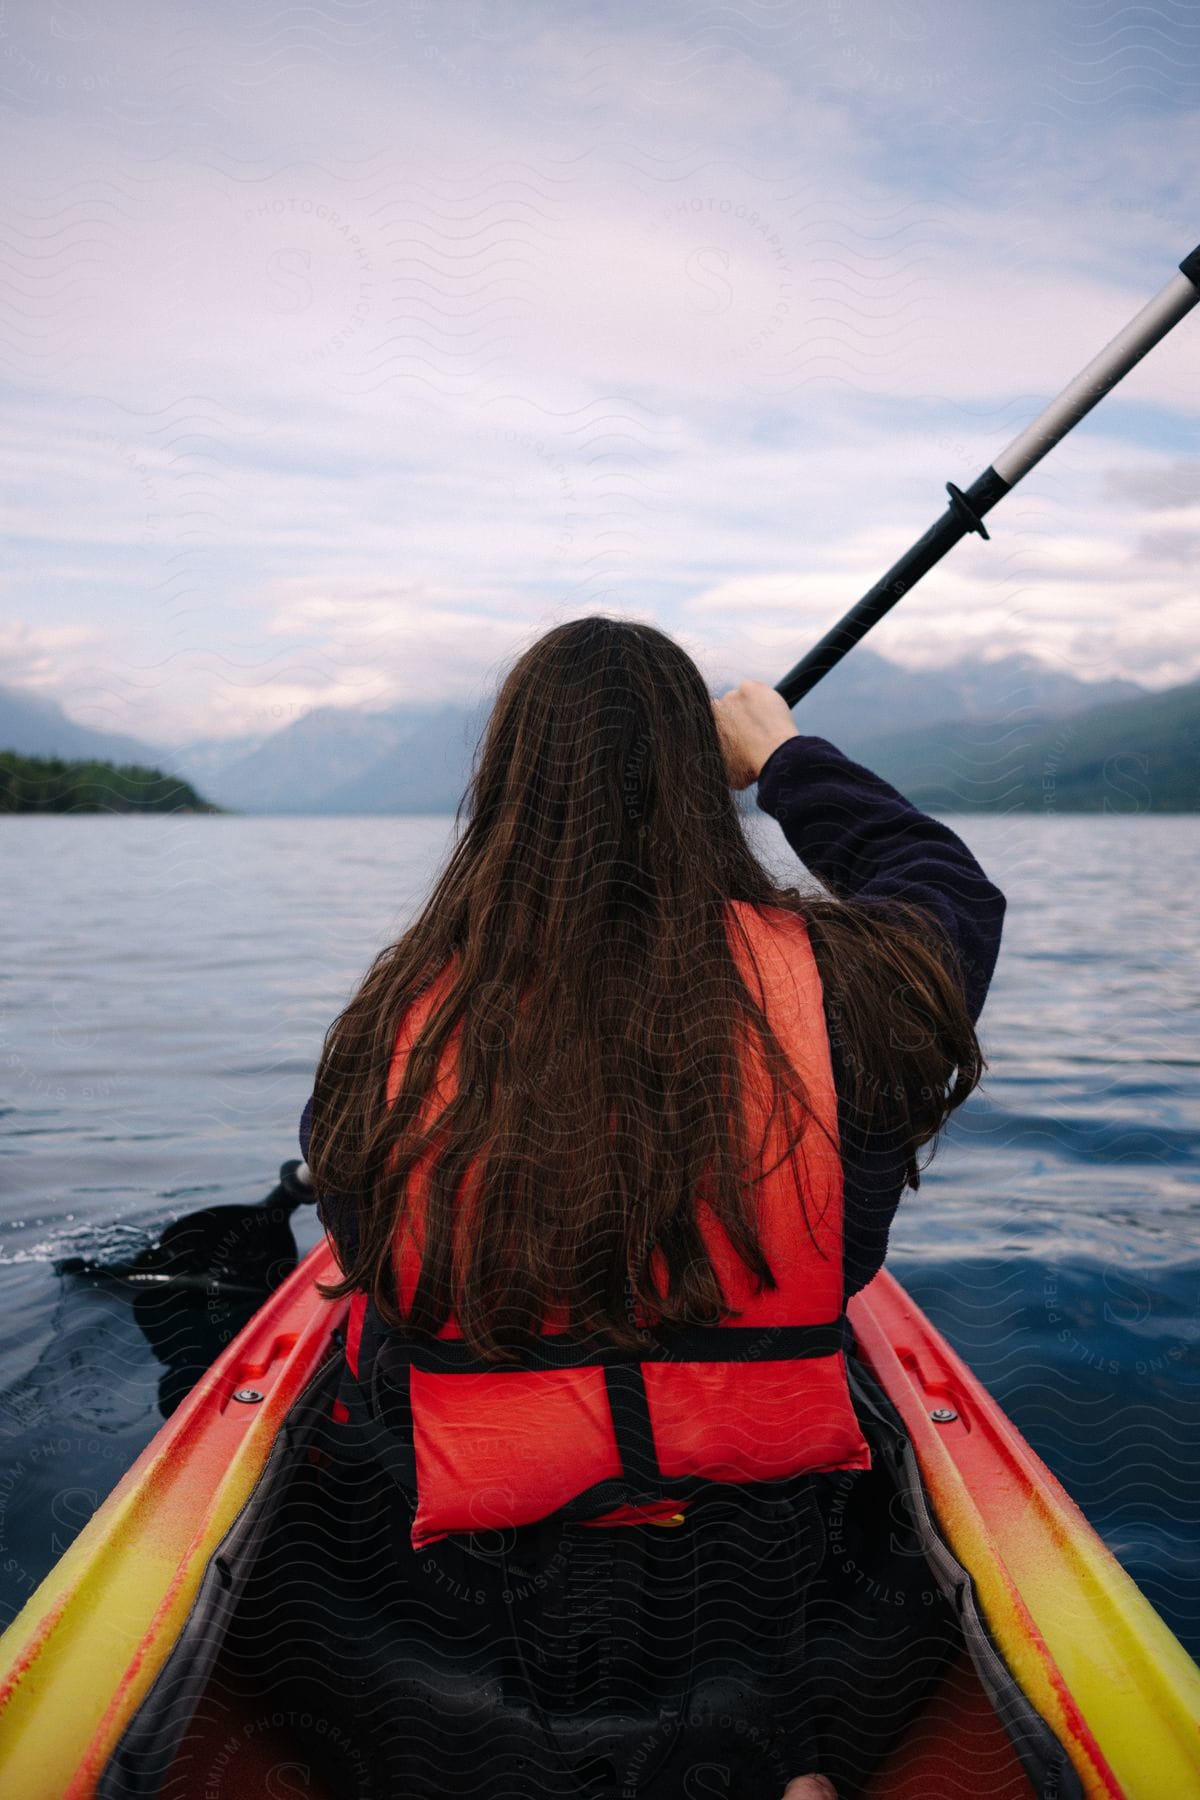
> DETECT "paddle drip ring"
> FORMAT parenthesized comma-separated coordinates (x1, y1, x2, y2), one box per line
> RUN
(944, 481, 990, 540)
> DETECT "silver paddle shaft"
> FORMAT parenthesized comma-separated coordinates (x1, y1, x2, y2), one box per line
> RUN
(993, 268, 1200, 486)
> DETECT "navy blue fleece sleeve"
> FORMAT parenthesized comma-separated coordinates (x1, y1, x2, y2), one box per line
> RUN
(299, 1091, 354, 1264)
(756, 733, 1006, 1022)
(755, 733, 1006, 1296)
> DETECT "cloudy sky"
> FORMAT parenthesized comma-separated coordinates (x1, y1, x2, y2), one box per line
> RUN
(2, 0, 1198, 745)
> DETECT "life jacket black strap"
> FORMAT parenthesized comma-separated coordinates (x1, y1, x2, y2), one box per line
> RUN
(332, 1307, 855, 1517)
(333, 1360, 418, 1490)
(362, 1314, 853, 1375)
(602, 1362, 661, 1495)
(653, 1318, 853, 1363)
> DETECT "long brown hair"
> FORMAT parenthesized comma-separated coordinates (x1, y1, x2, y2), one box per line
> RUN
(309, 616, 984, 1358)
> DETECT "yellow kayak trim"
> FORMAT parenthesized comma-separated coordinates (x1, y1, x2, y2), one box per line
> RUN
(849, 1272, 1200, 1798)
(0, 1252, 348, 1799)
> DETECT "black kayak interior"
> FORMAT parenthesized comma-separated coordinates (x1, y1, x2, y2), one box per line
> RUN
(96, 1348, 1082, 1800)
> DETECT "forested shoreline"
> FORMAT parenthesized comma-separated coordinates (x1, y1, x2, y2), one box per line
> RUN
(0, 753, 222, 814)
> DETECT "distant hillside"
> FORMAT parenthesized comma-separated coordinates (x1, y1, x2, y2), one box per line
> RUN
(159, 650, 1148, 816)
(1, 652, 1184, 815)
(318, 700, 493, 814)
(174, 700, 491, 816)
(0, 683, 166, 766)
(787, 649, 1141, 747)
(0, 754, 220, 815)
(853, 680, 1200, 813)
(162, 729, 270, 792)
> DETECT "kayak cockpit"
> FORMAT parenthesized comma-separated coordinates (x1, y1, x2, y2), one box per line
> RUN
(99, 1351, 1066, 1800)
(5, 1248, 1197, 1799)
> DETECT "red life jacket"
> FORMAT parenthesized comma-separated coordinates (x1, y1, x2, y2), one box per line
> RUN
(334, 900, 871, 1548)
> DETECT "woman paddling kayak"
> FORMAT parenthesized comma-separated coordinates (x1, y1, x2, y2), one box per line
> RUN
(300, 615, 1006, 1799)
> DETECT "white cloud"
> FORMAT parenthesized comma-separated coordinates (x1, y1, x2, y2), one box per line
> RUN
(0, 620, 107, 691)
(0, 4, 1198, 742)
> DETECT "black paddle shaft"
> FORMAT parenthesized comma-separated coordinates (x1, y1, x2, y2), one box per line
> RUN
(776, 241, 1200, 709)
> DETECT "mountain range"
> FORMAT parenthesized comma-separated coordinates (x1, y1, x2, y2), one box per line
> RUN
(1, 649, 1194, 814)
(859, 678, 1199, 813)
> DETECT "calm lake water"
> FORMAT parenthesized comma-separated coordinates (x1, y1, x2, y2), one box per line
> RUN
(2, 812, 1198, 1657)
